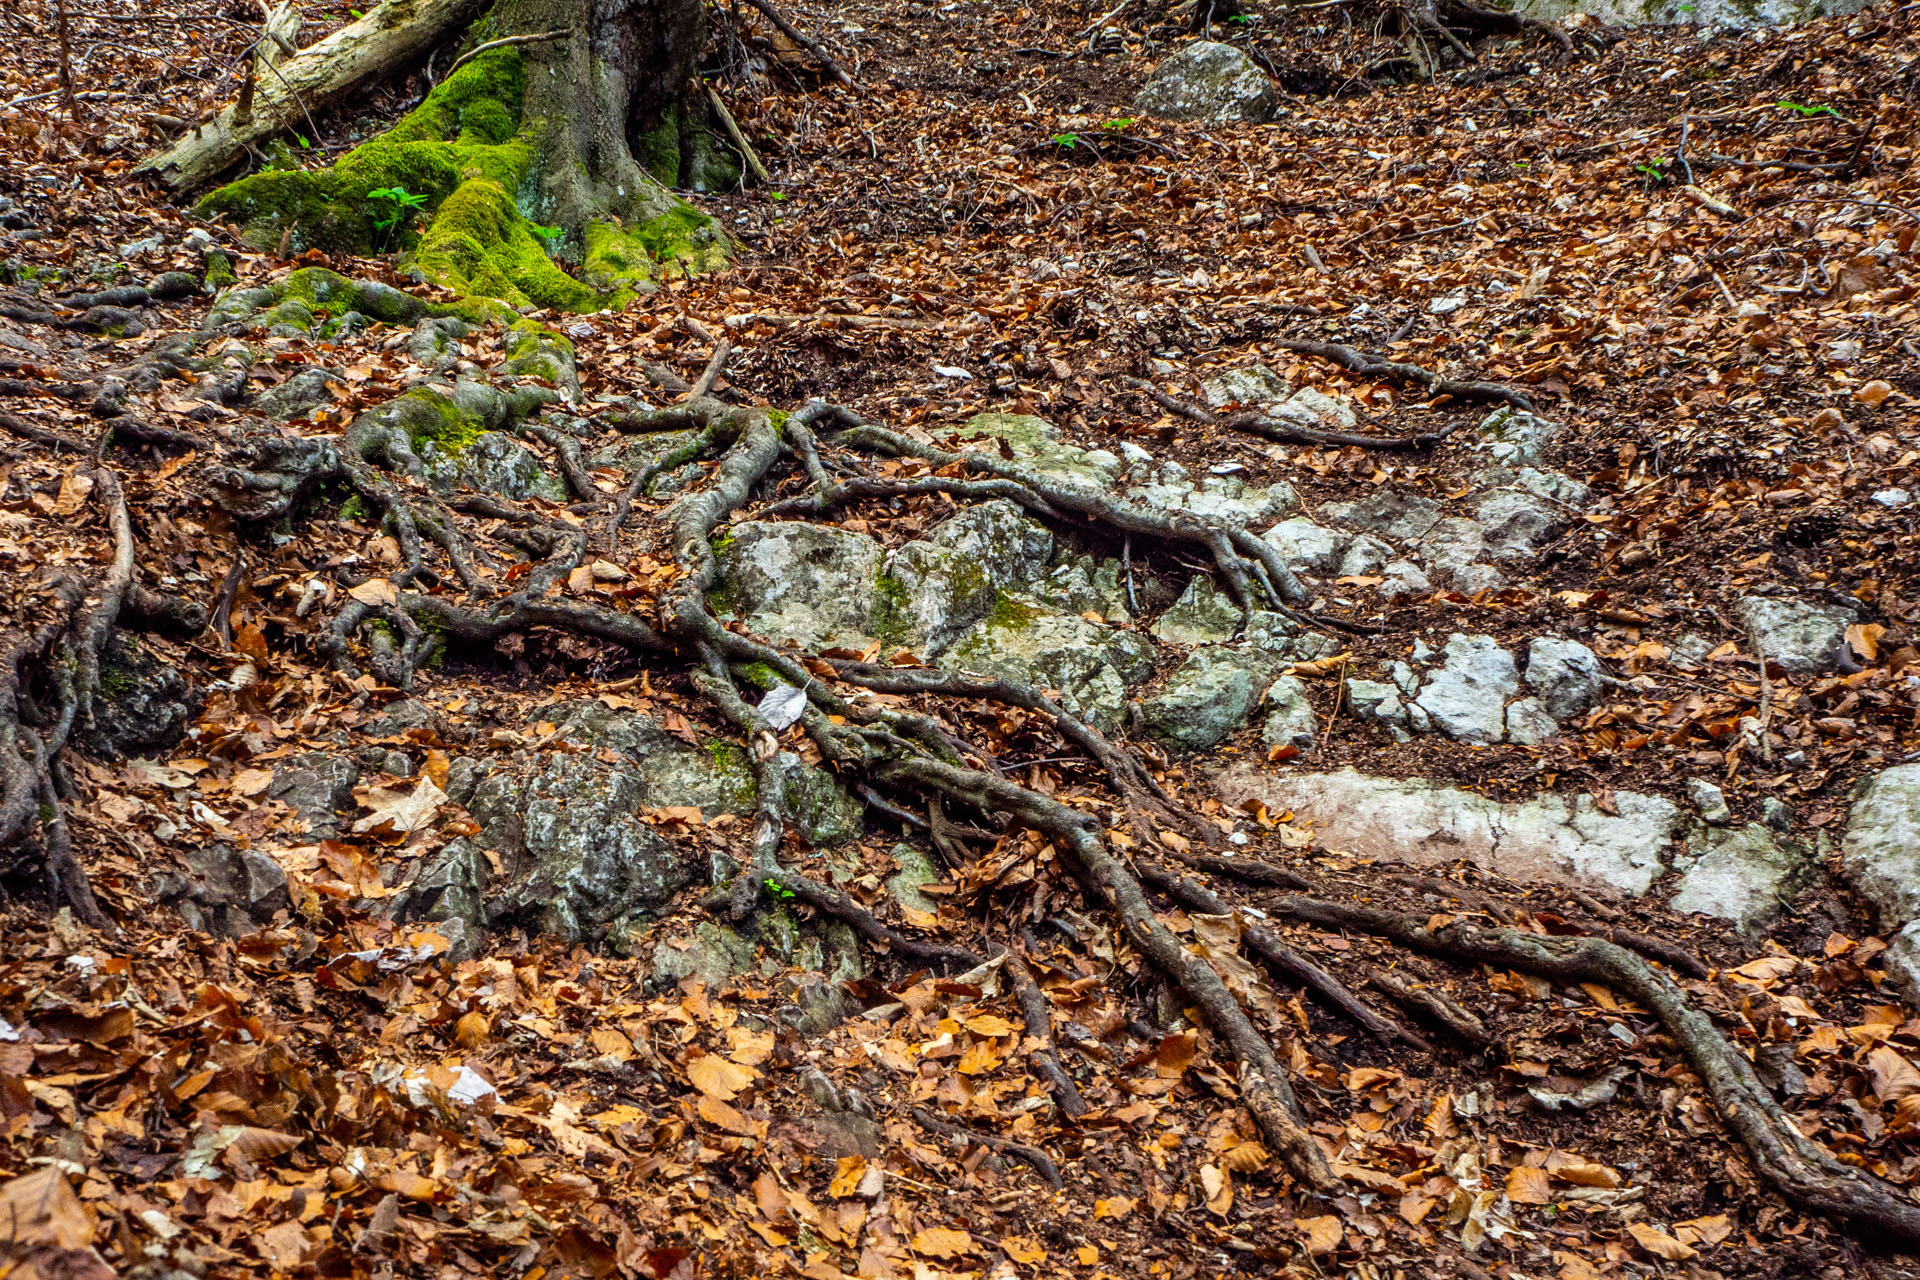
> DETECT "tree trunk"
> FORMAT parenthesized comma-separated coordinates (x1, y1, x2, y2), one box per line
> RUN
(139, 0, 486, 193)
(176, 0, 728, 310)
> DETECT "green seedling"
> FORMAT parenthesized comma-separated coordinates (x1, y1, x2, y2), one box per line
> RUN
(1777, 100, 1839, 118)
(367, 185, 429, 234)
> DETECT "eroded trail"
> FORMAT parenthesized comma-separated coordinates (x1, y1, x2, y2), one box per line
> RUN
(1, 0, 1918, 1276)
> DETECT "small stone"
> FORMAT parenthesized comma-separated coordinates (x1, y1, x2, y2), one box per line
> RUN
(1669, 824, 1806, 933)
(1338, 535, 1393, 577)
(1259, 676, 1317, 751)
(1762, 797, 1793, 831)
(1378, 559, 1432, 601)
(1133, 41, 1276, 123)
(1139, 647, 1270, 751)
(1151, 576, 1245, 646)
(1410, 638, 1434, 664)
(1414, 634, 1520, 745)
(1203, 364, 1292, 410)
(1737, 595, 1855, 675)
(1346, 678, 1409, 730)
(1504, 697, 1558, 746)
(1428, 294, 1468, 315)
(1524, 636, 1609, 721)
(1872, 488, 1912, 508)
(1262, 516, 1350, 575)
(1452, 563, 1508, 594)
(1688, 778, 1732, 825)
(1389, 661, 1419, 695)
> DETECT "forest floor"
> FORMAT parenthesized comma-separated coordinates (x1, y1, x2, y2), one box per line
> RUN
(2, 0, 1919, 1278)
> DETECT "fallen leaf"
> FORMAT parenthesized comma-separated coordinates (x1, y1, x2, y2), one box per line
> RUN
(351, 775, 447, 835)
(1507, 1166, 1552, 1205)
(688, 1054, 758, 1101)
(1627, 1222, 1697, 1261)
(911, 1227, 975, 1259)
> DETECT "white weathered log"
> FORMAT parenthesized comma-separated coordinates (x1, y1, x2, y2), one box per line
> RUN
(139, 0, 484, 193)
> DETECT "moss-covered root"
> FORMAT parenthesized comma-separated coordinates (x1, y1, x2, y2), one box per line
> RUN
(196, 47, 730, 313)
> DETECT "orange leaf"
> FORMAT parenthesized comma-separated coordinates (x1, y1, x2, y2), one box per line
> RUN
(910, 1228, 975, 1259)
(1507, 1166, 1552, 1204)
(1297, 1215, 1343, 1255)
(688, 1054, 758, 1101)
(1628, 1222, 1697, 1261)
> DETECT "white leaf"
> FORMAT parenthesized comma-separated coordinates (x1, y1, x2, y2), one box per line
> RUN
(351, 775, 447, 834)
(931, 364, 973, 379)
(757, 684, 809, 731)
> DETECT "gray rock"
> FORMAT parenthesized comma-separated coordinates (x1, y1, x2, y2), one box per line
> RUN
(1670, 825, 1807, 932)
(885, 845, 941, 912)
(1472, 407, 1561, 468)
(393, 838, 491, 952)
(1204, 364, 1292, 410)
(268, 752, 362, 836)
(1127, 460, 1296, 528)
(1738, 595, 1854, 675)
(1418, 517, 1487, 573)
(719, 520, 887, 651)
(940, 599, 1154, 732)
(419, 431, 568, 503)
(957, 412, 1121, 489)
(1378, 559, 1432, 601)
(1415, 633, 1519, 744)
(1688, 778, 1732, 825)
(81, 634, 198, 760)
(1839, 765, 1920, 936)
(1762, 797, 1794, 831)
(1151, 576, 1244, 646)
(1029, 556, 1132, 623)
(1346, 678, 1410, 732)
(1517, 0, 1871, 28)
(886, 499, 1056, 651)
(1274, 388, 1357, 432)
(1504, 696, 1558, 745)
(1524, 636, 1609, 721)
(1327, 490, 1444, 542)
(1212, 765, 1681, 895)
(1670, 631, 1716, 671)
(1339, 535, 1394, 577)
(1133, 41, 1276, 123)
(1262, 516, 1350, 576)
(473, 750, 697, 946)
(1475, 489, 1565, 561)
(1139, 647, 1272, 751)
(154, 844, 290, 937)
(1389, 661, 1419, 695)
(1452, 563, 1508, 594)
(1260, 675, 1317, 751)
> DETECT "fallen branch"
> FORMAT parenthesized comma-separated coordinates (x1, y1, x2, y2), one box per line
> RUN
(1272, 338, 1540, 415)
(739, 0, 856, 87)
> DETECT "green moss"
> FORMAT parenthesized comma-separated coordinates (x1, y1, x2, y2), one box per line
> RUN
(765, 408, 790, 428)
(870, 573, 913, 648)
(100, 663, 137, 696)
(411, 178, 600, 311)
(200, 50, 531, 255)
(394, 386, 484, 456)
(735, 662, 779, 690)
(630, 204, 728, 278)
(631, 104, 683, 187)
(987, 591, 1037, 631)
(202, 250, 236, 289)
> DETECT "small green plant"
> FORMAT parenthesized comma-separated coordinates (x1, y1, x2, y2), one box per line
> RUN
(1101, 117, 1134, 130)
(764, 877, 796, 900)
(366, 185, 429, 237)
(1227, 12, 1254, 22)
(1051, 132, 1080, 149)
(293, 132, 310, 149)
(1777, 100, 1839, 118)
(526, 221, 563, 241)
(769, 191, 787, 201)
(1633, 158, 1670, 187)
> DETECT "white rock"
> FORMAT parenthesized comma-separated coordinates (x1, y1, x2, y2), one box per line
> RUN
(1262, 516, 1350, 576)
(1415, 634, 1519, 744)
(1213, 766, 1680, 895)
(1670, 825, 1806, 932)
(1687, 778, 1732, 825)
(1504, 697, 1558, 745)
(1524, 636, 1609, 721)
(1737, 595, 1855, 675)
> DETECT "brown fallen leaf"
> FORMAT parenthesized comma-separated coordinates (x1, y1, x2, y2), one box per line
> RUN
(1507, 1165, 1552, 1205)
(687, 1053, 758, 1100)
(911, 1227, 975, 1259)
(1627, 1222, 1697, 1261)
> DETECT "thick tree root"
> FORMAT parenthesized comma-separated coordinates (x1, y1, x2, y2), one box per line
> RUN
(911, 1107, 1064, 1189)
(1003, 949, 1090, 1120)
(1366, 967, 1490, 1045)
(1126, 377, 1455, 451)
(1264, 893, 1920, 1242)
(0, 466, 133, 929)
(1272, 338, 1540, 415)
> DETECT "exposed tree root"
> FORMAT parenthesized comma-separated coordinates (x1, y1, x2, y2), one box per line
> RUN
(1272, 338, 1540, 415)
(911, 1107, 1063, 1189)
(0, 466, 133, 929)
(147, 276, 1918, 1241)
(1125, 376, 1456, 450)
(1264, 893, 1920, 1243)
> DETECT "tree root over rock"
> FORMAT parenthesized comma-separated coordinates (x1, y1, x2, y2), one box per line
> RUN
(80, 272, 1920, 1240)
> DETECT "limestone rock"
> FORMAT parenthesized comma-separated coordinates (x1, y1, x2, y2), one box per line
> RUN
(1670, 824, 1807, 932)
(81, 634, 198, 760)
(1378, 559, 1432, 601)
(1738, 595, 1854, 675)
(1346, 678, 1411, 735)
(1326, 490, 1443, 542)
(1139, 646, 1271, 751)
(268, 752, 362, 837)
(1133, 41, 1276, 124)
(940, 599, 1154, 732)
(1260, 676, 1318, 750)
(886, 499, 1056, 651)
(1262, 516, 1350, 576)
(1204, 364, 1292, 410)
(1503, 696, 1558, 745)
(1151, 576, 1244, 646)
(1688, 778, 1733, 825)
(1418, 517, 1487, 574)
(1472, 407, 1561, 468)
(718, 520, 886, 651)
(1474, 488, 1564, 562)
(885, 845, 941, 912)
(1414, 633, 1519, 744)
(153, 844, 290, 937)
(1839, 765, 1920, 933)
(1212, 765, 1680, 895)
(1524, 636, 1609, 721)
